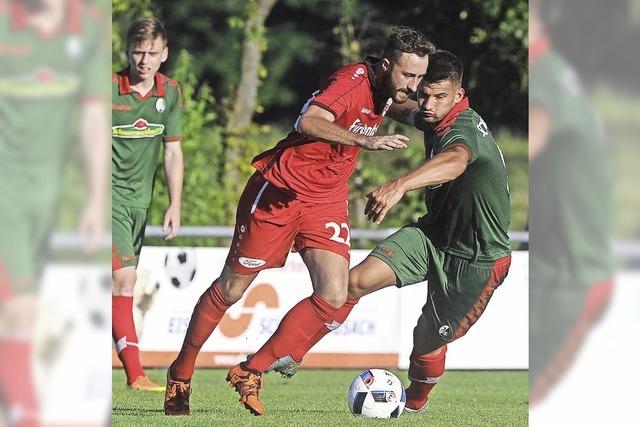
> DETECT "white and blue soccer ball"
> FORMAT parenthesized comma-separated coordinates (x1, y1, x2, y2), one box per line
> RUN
(347, 368, 406, 418)
(163, 248, 197, 289)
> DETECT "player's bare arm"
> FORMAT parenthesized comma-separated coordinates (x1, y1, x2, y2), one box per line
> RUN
(78, 98, 109, 251)
(298, 105, 409, 151)
(365, 145, 469, 224)
(163, 141, 184, 240)
(529, 105, 552, 160)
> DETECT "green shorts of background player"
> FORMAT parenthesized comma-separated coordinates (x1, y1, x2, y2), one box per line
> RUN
(349, 224, 511, 412)
(111, 204, 149, 271)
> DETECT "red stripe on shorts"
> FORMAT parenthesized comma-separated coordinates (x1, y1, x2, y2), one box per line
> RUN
(451, 255, 512, 341)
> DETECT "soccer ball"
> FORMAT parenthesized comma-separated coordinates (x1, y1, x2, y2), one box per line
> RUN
(163, 249, 197, 289)
(347, 369, 406, 418)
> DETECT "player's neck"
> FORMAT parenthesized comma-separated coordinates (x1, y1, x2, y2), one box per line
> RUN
(128, 73, 156, 97)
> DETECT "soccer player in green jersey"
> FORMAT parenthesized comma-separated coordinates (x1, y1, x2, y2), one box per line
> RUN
(528, 2, 613, 405)
(111, 17, 184, 391)
(353, 50, 512, 412)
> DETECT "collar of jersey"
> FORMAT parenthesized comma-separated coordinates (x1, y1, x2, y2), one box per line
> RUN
(117, 68, 167, 98)
(5, 0, 84, 37)
(529, 35, 551, 66)
(363, 56, 379, 90)
(433, 97, 470, 137)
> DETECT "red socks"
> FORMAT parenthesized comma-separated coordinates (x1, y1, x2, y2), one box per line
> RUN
(291, 297, 359, 361)
(247, 295, 359, 372)
(172, 283, 231, 380)
(112, 295, 145, 384)
(0, 341, 40, 426)
(406, 346, 447, 409)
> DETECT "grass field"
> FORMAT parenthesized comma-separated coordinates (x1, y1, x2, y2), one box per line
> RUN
(113, 368, 528, 426)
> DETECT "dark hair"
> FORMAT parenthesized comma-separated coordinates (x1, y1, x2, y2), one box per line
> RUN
(424, 50, 463, 85)
(381, 26, 436, 60)
(126, 17, 167, 50)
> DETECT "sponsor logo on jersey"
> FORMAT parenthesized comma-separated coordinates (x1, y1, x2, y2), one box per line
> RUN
(351, 67, 365, 80)
(438, 325, 451, 338)
(156, 98, 166, 112)
(238, 257, 266, 268)
(360, 107, 371, 114)
(0, 69, 80, 98)
(349, 119, 379, 136)
(112, 104, 132, 111)
(112, 118, 165, 139)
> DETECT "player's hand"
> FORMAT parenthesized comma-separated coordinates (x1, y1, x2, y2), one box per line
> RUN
(77, 198, 104, 252)
(359, 134, 409, 151)
(364, 180, 406, 224)
(163, 204, 181, 240)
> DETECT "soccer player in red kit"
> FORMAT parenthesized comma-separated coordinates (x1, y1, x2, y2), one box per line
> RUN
(164, 26, 434, 416)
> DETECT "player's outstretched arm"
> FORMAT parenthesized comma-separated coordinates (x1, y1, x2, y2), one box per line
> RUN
(298, 105, 408, 151)
(365, 145, 469, 224)
(163, 141, 183, 240)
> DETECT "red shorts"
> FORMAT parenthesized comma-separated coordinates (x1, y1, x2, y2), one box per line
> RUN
(226, 173, 351, 275)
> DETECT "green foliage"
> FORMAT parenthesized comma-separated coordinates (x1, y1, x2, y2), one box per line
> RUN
(111, 0, 530, 245)
(148, 50, 222, 238)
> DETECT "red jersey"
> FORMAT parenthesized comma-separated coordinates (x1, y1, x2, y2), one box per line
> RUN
(252, 57, 392, 203)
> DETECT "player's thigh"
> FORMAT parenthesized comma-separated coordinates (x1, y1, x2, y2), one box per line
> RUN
(348, 255, 397, 299)
(112, 266, 137, 296)
(0, 208, 39, 296)
(301, 248, 349, 307)
(226, 173, 300, 275)
(112, 204, 139, 271)
(295, 200, 351, 263)
(369, 224, 441, 288)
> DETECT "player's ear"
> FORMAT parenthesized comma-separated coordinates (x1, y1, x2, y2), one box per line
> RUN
(380, 58, 391, 72)
(161, 46, 169, 63)
(455, 86, 465, 103)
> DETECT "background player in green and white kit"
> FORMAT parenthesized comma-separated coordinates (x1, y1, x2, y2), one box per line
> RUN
(337, 51, 512, 413)
(111, 17, 184, 391)
(528, 2, 613, 405)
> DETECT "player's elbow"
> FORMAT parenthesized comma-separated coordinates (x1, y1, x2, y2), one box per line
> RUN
(449, 158, 467, 180)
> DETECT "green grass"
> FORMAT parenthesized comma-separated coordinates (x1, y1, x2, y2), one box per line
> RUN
(113, 369, 528, 426)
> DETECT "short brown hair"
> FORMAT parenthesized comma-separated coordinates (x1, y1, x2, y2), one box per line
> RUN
(381, 26, 436, 60)
(126, 17, 167, 50)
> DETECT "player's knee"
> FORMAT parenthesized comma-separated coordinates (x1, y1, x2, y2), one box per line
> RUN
(348, 269, 366, 299)
(322, 291, 348, 310)
(216, 279, 244, 305)
(112, 271, 136, 296)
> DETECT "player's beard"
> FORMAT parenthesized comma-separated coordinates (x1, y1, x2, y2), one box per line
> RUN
(380, 70, 410, 104)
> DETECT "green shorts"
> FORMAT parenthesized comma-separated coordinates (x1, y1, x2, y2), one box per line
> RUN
(370, 224, 511, 353)
(112, 203, 148, 271)
(0, 199, 54, 296)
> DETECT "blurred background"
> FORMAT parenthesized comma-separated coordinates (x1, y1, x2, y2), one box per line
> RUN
(112, 0, 529, 243)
